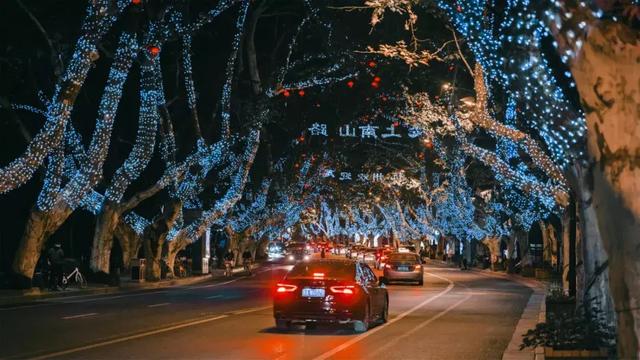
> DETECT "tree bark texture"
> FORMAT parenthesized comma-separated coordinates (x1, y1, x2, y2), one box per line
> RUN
(562, 20, 640, 357)
(11, 204, 73, 287)
(114, 220, 142, 272)
(142, 200, 182, 281)
(90, 201, 122, 274)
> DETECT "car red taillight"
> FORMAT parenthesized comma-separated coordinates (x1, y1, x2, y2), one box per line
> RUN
(276, 283, 297, 293)
(330, 285, 355, 295)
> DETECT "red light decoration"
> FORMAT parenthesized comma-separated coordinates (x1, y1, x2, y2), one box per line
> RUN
(147, 46, 160, 57)
(368, 60, 377, 68)
(346, 80, 355, 88)
(448, 65, 455, 72)
(373, 76, 381, 83)
(371, 81, 379, 88)
(393, 121, 399, 127)
(283, 90, 291, 97)
(298, 89, 305, 97)
(131, 0, 142, 4)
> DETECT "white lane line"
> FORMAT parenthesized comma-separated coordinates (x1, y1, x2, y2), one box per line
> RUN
(61, 313, 98, 320)
(230, 305, 272, 315)
(368, 293, 473, 357)
(311, 271, 455, 360)
(32, 305, 269, 360)
(147, 302, 170, 308)
(206, 295, 223, 299)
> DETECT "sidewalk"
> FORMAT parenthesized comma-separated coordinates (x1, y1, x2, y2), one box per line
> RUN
(424, 260, 546, 360)
(0, 265, 254, 307)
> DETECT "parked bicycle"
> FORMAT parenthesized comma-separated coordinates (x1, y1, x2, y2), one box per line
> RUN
(61, 266, 87, 289)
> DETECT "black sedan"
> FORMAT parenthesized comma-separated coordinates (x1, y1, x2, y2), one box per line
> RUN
(273, 258, 388, 333)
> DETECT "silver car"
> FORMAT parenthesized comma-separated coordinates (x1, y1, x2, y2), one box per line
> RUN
(382, 252, 423, 285)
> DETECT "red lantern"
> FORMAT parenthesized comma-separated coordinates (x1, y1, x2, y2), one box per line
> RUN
(283, 90, 291, 97)
(298, 89, 305, 97)
(131, 0, 142, 5)
(373, 76, 381, 83)
(371, 81, 379, 88)
(148, 45, 160, 57)
(347, 80, 355, 88)
(368, 61, 377, 68)
(393, 121, 399, 127)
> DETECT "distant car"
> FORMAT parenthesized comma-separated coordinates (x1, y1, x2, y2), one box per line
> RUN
(345, 245, 363, 259)
(362, 248, 377, 263)
(285, 243, 310, 262)
(383, 252, 424, 285)
(375, 248, 394, 269)
(273, 259, 388, 333)
(398, 245, 417, 254)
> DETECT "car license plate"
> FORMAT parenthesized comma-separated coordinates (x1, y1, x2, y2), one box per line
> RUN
(398, 266, 409, 271)
(302, 287, 325, 298)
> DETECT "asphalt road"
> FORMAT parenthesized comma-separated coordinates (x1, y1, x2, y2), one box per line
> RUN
(0, 258, 532, 360)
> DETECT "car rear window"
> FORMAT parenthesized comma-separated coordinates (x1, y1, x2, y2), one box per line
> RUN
(287, 262, 355, 280)
(388, 253, 419, 262)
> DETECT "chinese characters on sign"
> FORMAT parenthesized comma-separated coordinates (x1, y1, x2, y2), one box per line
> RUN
(322, 169, 405, 185)
(308, 122, 425, 140)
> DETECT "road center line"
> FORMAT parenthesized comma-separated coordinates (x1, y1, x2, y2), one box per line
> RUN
(147, 302, 170, 308)
(311, 270, 455, 360)
(31, 305, 269, 360)
(61, 313, 98, 320)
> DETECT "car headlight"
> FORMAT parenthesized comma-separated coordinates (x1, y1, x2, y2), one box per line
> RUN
(288, 255, 294, 260)
(304, 255, 310, 261)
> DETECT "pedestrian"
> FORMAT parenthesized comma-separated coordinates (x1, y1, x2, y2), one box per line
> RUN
(47, 242, 64, 291)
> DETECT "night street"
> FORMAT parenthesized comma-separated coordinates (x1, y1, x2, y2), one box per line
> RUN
(1, 0, 639, 357)
(1, 261, 531, 360)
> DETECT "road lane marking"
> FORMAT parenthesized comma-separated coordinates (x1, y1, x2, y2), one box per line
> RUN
(147, 302, 170, 308)
(30, 305, 270, 359)
(206, 295, 223, 299)
(369, 293, 473, 357)
(61, 313, 98, 320)
(230, 305, 272, 315)
(311, 271, 455, 360)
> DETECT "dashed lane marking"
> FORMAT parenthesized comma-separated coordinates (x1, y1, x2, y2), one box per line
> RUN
(30, 305, 271, 360)
(147, 302, 170, 308)
(311, 270, 456, 360)
(61, 313, 98, 320)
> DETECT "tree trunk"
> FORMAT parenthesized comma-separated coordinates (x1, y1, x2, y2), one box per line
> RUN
(513, 228, 531, 267)
(114, 220, 141, 272)
(562, 209, 571, 294)
(142, 200, 182, 282)
(555, 18, 640, 356)
(143, 232, 163, 282)
(90, 201, 122, 274)
(482, 237, 501, 271)
(165, 237, 187, 278)
(12, 204, 73, 288)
